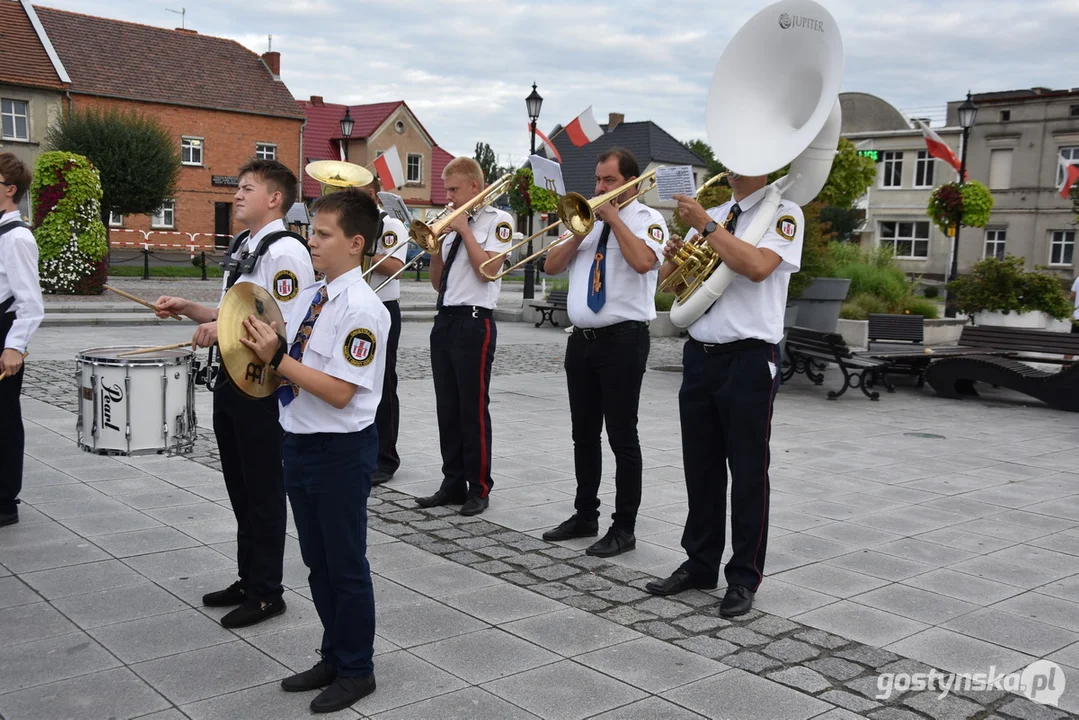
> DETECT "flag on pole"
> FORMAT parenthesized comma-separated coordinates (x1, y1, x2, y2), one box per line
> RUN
(1059, 154, 1079, 199)
(373, 145, 404, 190)
(531, 124, 563, 163)
(564, 106, 604, 147)
(914, 119, 963, 178)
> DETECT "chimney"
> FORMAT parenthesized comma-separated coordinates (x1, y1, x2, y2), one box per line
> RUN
(310, 95, 324, 106)
(608, 112, 625, 131)
(261, 51, 281, 78)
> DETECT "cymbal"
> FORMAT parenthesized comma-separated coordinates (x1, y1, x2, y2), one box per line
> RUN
(217, 281, 285, 399)
(304, 160, 374, 189)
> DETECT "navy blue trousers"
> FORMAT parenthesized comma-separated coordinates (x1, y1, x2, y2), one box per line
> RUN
(284, 427, 377, 678)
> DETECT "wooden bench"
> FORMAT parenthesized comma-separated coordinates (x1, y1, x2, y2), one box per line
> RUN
(868, 313, 924, 349)
(924, 325, 1079, 411)
(533, 289, 568, 328)
(782, 326, 890, 400)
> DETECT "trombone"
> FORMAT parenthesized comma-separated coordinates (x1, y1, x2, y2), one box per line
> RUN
(657, 171, 731, 297)
(479, 168, 661, 281)
(408, 173, 514, 256)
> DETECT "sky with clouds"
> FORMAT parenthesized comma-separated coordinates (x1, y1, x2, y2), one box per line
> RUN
(37, 0, 1079, 165)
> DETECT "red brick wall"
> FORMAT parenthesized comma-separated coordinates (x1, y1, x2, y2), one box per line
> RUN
(71, 94, 302, 250)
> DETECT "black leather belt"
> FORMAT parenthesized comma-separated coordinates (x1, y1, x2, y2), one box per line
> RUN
(439, 305, 493, 319)
(572, 320, 648, 340)
(691, 337, 769, 354)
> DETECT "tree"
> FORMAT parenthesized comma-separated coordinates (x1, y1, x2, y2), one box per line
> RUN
(474, 142, 502, 184)
(816, 138, 878, 209)
(682, 139, 725, 179)
(46, 108, 180, 228)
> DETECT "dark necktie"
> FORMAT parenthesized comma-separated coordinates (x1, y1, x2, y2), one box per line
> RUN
(275, 285, 326, 406)
(724, 203, 742, 234)
(586, 224, 613, 313)
(436, 232, 464, 311)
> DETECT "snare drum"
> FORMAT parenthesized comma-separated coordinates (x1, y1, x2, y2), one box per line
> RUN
(76, 346, 197, 456)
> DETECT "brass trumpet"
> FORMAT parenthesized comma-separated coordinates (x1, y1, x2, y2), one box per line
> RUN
(657, 171, 731, 298)
(409, 173, 514, 256)
(479, 169, 661, 281)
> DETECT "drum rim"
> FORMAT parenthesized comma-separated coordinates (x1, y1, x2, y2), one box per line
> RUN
(77, 346, 193, 365)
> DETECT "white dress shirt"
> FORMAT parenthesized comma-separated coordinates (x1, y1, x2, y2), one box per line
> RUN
(220, 218, 315, 328)
(0, 209, 44, 353)
(279, 266, 390, 434)
(370, 215, 410, 303)
(439, 205, 513, 310)
(686, 187, 804, 345)
(566, 199, 667, 328)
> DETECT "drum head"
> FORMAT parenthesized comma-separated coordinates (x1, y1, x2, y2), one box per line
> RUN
(77, 346, 193, 364)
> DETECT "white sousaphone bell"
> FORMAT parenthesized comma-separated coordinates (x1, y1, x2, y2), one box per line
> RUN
(668, 0, 845, 328)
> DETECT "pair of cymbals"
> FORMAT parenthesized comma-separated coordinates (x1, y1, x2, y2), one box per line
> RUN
(217, 282, 285, 399)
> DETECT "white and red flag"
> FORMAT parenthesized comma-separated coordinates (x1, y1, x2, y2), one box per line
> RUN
(1059, 154, 1079, 199)
(564, 105, 604, 147)
(373, 145, 404, 190)
(914, 119, 964, 178)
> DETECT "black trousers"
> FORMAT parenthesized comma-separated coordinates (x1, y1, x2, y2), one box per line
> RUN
(430, 310, 496, 499)
(0, 311, 23, 515)
(679, 339, 779, 591)
(212, 379, 286, 602)
(565, 324, 649, 533)
(375, 299, 401, 474)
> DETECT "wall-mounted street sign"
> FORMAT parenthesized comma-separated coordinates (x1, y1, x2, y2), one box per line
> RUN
(212, 176, 239, 187)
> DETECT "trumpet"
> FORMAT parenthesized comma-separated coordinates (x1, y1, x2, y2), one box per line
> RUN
(480, 169, 660, 281)
(657, 171, 731, 298)
(409, 173, 514, 256)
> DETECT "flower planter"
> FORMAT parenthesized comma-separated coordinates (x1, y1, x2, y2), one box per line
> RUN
(924, 318, 967, 345)
(836, 319, 868, 349)
(973, 311, 1070, 331)
(650, 312, 681, 337)
(788, 277, 851, 333)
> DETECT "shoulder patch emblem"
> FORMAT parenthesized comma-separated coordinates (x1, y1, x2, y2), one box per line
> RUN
(344, 328, 376, 367)
(381, 230, 398, 249)
(495, 221, 513, 243)
(776, 215, 798, 241)
(647, 224, 665, 242)
(273, 270, 299, 301)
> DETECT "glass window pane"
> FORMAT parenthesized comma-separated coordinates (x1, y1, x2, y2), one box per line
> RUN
(2, 116, 11, 138)
(897, 240, 913, 256)
(15, 116, 26, 139)
(898, 222, 914, 238)
(880, 222, 896, 237)
(915, 222, 929, 238)
(1, 99, 10, 114)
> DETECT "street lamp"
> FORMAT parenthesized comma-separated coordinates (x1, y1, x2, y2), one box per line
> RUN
(339, 107, 354, 162)
(524, 82, 543, 300)
(945, 91, 978, 318)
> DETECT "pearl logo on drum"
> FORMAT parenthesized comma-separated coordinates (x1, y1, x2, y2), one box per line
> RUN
(101, 382, 123, 431)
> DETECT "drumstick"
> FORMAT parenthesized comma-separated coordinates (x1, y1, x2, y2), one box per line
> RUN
(116, 342, 193, 357)
(0, 351, 28, 381)
(104, 284, 183, 321)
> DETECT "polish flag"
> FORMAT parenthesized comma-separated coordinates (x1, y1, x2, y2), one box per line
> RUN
(1059, 154, 1079, 199)
(373, 146, 404, 190)
(564, 106, 604, 147)
(915, 119, 963, 177)
(531, 124, 563, 163)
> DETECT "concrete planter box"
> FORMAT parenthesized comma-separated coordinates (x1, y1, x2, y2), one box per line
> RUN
(836, 319, 868, 349)
(650, 312, 681, 337)
(973, 310, 1072, 332)
(924, 318, 967, 345)
(789, 278, 851, 333)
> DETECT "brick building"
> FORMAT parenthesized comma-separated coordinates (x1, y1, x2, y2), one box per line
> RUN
(34, 4, 305, 249)
(299, 97, 452, 220)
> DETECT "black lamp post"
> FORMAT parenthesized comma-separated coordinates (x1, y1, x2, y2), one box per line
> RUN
(945, 91, 978, 318)
(524, 82, 543, 300)
(339, 107, 354, 162)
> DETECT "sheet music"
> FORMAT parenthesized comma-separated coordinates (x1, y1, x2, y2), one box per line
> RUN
(655, 166, 696, 201)
(529, 154, 566, 196)
(377, 192, 413, 225)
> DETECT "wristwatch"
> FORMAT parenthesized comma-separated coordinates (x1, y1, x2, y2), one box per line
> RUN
(700, 220, 718, 238)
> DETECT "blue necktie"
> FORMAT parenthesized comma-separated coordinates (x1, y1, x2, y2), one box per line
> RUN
(586, 224, 612, 313)
(275, 286, 326, 406)
(436, 232, 464, 311)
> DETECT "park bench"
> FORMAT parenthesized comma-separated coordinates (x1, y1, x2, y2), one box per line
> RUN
(533, 289, 568, 328)
(782, 326, 890, 401)
(868, 313, 924, 349)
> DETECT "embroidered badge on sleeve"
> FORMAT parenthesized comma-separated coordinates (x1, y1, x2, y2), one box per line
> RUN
(647, 224, 665, 242)
(273, 270, 299, 301)
(381, 231, 398, 249)
(776, 215, 798, 241)
(343, 328, 377, 367)
(495, 221, 514, 243)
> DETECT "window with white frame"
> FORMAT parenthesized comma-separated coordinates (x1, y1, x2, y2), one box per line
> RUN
(913, 150, 935, 188)
(984, 229, 1006, 259)
(406, 153, 423, 184)
(255, 143, 276, 160)
(881, 151, 903, 188)
(151, 200, 175, 229)
(181, 137, 203, 166)
(988, 149, 1013, 190)
(108, 211, 123, 227)
(1057, 147, 1079, 186)
(1050, 230, 1074, 266)
(880, 220, 929, 259)
(1, 99, 29, 141)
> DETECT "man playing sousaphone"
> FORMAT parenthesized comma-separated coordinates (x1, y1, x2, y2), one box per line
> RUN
(645, 171, 803, 617)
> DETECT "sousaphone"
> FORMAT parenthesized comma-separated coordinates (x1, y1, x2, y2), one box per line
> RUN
(667, 0, 844, 328)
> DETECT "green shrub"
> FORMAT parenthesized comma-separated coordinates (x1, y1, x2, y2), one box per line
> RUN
(836, 262, 909, 305)
(901, 297, 940, 319)
(655, 291, 675, 312)
(923, 285, 939, 299)
(948, 256, 1072, 319)
(840, 292, 892, 320)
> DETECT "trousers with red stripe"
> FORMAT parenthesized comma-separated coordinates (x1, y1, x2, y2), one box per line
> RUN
(430, 310, 496, 499)
(678, 340, 779, 592)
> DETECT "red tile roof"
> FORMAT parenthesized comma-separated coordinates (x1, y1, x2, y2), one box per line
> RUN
(34, 5, 304, 119)
(430, 147, 454, 206)
(0, 3, 67, 90)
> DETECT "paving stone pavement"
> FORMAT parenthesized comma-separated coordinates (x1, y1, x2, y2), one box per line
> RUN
(3, 323, 1079, 719)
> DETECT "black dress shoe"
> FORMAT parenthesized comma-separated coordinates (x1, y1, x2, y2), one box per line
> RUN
(281, 657, 336, 692)
(645, 568, 718, 596)
(0, 511, 18, 528)
(220, 597, 286, 628)
(415, 489, 466, 508)
(586, 527, 635, 557)
(460, 495, 489, 516)
(371, 470, 393, 486)
(543, 515, 599, 541)
(720, 585, 755, 617)
(311, 676, 376, 713)
(202, 581, 245, 607)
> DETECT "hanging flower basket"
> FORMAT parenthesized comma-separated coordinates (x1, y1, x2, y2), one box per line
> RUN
(927, 180, 994, 234)
(506, 168, 558, 217)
